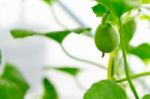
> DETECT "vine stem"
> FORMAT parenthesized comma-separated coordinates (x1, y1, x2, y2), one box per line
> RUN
(119, 19, 139, 99)
(107, 52, 114, 80)
(74, 77, 86, 91)
(60, 45, 107, 69)
(117, 71, 150, 83)
(50, 5, 68, 29)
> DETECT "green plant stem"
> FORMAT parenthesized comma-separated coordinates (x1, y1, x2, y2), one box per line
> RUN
(60, 45, 107, 69)
(50, 5, 68, 29)
(119, 19, 139, 99)
(74, 77, 86, 91)
(107, 52, 114, 80)
(117, 71, 150, 83)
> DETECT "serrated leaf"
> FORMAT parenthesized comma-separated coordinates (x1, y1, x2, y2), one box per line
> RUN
(92, 4, 107, 17)
(84, 80, 127, 99)
(129, 43, 150, 62)
(54, 67, 80, 76)
(42, 78, 58, 99)
(1, 63, 29, 95)
(0, 78, 24, 99)
(142, 94, 150, 99)
(97, 0, 140, 17)
(10, 27, 91, 43)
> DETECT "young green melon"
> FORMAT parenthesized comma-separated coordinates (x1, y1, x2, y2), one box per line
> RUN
(94, 23, 120, 55)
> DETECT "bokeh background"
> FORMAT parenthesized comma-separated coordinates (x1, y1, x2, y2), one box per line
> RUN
(0, 0, 150, 99)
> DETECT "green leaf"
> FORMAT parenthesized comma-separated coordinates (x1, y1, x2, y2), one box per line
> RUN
(45, 30, 71, 43)
(0, 78, 24, 99)
(92, 4, 107, 17)
(11, 29, 36, 38)
(43, 0, 54, 5)
(10, 27, 91, 43)
(84, 80, 127, 99)
(45, 28, 91, 43)
(97, 0, 140, 17)
(43, 78, 58, 99)
(142, 94, 150, 99)
(1, 63, 29, 95)
(129, 43, 150, 62)
(142, 0, 150, 3)
(123, 18, 136, 49)
(54, 67, 80, 76)
(140, 15, 150, 21)
(72, 27, 91, 33)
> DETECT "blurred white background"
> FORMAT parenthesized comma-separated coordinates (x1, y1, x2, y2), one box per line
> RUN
(0, 0, 150, 99)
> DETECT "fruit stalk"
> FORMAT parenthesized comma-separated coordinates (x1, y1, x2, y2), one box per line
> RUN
(107, 52, 114, 80)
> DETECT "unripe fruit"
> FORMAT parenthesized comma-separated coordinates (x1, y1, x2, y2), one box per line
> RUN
(94, 23, 120, 55)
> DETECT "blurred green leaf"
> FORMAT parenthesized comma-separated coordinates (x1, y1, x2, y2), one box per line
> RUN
(45, 27, 91, 43)
(84, 80, 127, 99)
(44, 28, 91, 43)
(140, 15, 150, 21)
(72, 27, 91, 33)
(43, 0, 54, 5)
(97, 0, 140, 17)
(142, 0, 150, 3)
(43, 78, 58, 99)
(1, 63, 29, 95)
(11, 27, 91, 43)
(54, 67, 80, 76)
(0, 78, 24, 99)
(45, 30, 71, 43)
(11, 29, 36, 38)
(123, 18, 136, 49)
(129, 43, 150, 62)
(142, 94, 150, 99)
(92, 4, 107, 17)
